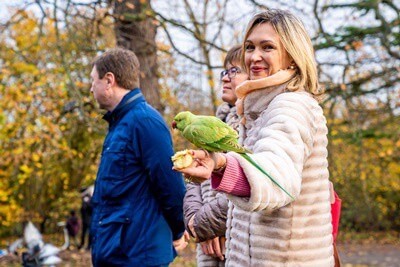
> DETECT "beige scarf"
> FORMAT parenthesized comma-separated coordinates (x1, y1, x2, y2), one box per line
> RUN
(235, 69, 296, 117)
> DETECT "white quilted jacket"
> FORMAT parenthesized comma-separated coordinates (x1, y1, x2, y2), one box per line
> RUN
(224, 82, 334, 266)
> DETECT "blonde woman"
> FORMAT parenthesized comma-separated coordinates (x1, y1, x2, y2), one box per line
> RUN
(176, 9, 334, 266)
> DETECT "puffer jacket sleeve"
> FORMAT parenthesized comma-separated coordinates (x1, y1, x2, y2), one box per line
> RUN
(192, 193, 228, 242)
(183, 183, 203, 237)
(183, 183, 229, 241)
(227, 92, 319, 212)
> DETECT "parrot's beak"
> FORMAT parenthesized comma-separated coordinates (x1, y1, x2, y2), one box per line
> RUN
(171, 121, 177, 129)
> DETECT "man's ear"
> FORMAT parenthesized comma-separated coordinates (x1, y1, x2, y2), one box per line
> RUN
(104, 72, 115, 87)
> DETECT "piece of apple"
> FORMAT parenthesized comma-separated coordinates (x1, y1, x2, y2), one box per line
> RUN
(171, 149, 194, 170)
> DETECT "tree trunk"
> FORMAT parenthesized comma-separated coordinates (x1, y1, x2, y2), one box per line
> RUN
(112, 0, 163, 113)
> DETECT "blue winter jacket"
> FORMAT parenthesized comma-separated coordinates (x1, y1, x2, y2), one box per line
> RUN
(91, 89, 186, 266)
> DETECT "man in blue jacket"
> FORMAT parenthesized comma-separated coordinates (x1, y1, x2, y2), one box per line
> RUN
(89, 48, 187, 266)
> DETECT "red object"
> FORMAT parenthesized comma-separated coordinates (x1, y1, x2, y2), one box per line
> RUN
(331, 191, 342, 243)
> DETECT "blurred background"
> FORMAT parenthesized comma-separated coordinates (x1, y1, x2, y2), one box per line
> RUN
(0, 0, 399, 266)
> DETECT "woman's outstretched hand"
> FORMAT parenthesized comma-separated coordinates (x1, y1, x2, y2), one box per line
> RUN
(172, 150, 216, 183)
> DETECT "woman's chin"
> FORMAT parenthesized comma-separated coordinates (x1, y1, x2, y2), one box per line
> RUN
(250, 70, 271, 80)
(222, 95, 237, 105)
(251, 74, 269, 80)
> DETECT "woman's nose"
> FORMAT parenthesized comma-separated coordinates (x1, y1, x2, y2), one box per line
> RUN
(221, 73, 230, 82)
(251, 48, 262, 62)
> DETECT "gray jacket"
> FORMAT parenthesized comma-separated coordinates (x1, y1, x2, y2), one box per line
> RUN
(183, 180, 227, 267)
(183, 181, 228, 241)
(183, 103, 239, 267)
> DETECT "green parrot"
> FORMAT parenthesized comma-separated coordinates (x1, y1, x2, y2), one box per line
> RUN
(171, 111, 249, 153)
(172, 111, 294, 200)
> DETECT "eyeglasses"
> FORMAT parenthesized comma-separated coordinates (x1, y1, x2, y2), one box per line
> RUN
(220, 67, 241, 80)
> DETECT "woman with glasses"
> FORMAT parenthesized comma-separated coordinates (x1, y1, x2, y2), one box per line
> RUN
(215, 45, 246, 133)
(176, 9, 334, 266)
(183, 45, 248, 267)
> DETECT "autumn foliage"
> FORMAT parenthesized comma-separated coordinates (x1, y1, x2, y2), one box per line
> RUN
(0, 1, 399, 238)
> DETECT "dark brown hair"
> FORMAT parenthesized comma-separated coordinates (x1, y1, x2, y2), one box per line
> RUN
(223, 44, 243, 68)
(93, 47, 140, 90)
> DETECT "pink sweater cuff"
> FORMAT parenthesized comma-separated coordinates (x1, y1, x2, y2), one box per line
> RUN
(211, 155, 251, 197)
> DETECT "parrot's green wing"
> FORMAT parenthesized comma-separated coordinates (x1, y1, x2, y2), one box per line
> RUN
(213, 135, 249, 153)
(182, 116, 246, 153)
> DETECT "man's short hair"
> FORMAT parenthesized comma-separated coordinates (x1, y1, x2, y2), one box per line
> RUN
(93, 47, 140, 90)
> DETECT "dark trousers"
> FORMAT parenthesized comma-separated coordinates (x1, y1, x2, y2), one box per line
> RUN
(80, 222, 92, 249)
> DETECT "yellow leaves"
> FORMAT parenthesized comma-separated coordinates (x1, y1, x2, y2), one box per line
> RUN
(18, 177, 27, 185)
(18, 164, 34, 185)
(11, 61, 39, 75)
(63, 176, 69, 190)
(19, 164, 33, 174)
(35, 162, 43, 169)
(395, 140, 400, 148)
(0, 9, 109, 235)
(204, 69, 213, 76)
(0, 67, 11, 80)
(0, 193, 7, 202)
(89, 112, 99, 119)
(75, 81, 87, 89)
(379, 148, 394, 158)
(157, 42, 171, 51)
(344, 41, 363, 53)
(352, 40, 364, 50)
(32, 153, 40, 162)
(60, 172, 68, 180)
(32, 153, 43, 169)
(208, 79, 215, 89)
(0, 200, 23, 227)
(125, 2, 135, 9)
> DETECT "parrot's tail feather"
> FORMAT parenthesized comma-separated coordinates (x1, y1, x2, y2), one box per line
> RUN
(245, 148, 252, 154)
(240, 153, 295, 200)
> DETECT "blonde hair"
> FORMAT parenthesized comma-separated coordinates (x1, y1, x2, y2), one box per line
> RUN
(242, 9, 322, 98)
